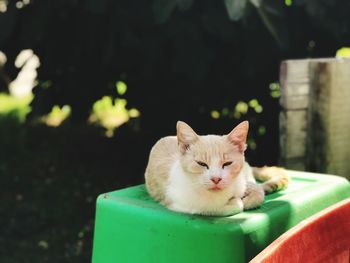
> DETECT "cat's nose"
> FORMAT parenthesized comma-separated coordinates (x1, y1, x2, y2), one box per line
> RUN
(211, 177, 222, 184)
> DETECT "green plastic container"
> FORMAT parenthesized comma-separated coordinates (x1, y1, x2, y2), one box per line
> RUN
(92, 171, 350, 263)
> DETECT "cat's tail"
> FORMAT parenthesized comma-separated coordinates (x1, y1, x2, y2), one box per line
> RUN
(252, 166, 289, 194)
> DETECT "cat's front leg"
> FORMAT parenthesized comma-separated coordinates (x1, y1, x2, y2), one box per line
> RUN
(221, 197, 244, 216)
(242, 182, 265, 210)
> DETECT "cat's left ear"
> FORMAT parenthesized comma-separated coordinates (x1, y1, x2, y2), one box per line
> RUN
(227, 121, 249, 153)
(176, 121, 198, 154)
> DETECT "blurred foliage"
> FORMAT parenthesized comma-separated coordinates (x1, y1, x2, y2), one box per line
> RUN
(269, 82, 280, 98)
(0, 0, 349, 125)
(285, 0, 292, 7)
(210, 98, 264, 151)
(89, 96, 140, 137)
(41, 105, 71, 127)
(0, 93, 32, 152)
(0, 0, 349, 158)
(0, 48, 39, 127)
(116, 81, 127, 96)
(211, 99, 263, 121)
(336, 47, 350, 58)
(88, 80, 140, 137)
(9, 49, 40, 97)
(0, 93, 32, 122)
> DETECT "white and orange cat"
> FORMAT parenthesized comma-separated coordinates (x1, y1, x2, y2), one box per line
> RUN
(145, 121, 289, 216)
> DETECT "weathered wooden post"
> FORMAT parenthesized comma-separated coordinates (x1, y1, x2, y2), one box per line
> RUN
(279, 58, 350, 179)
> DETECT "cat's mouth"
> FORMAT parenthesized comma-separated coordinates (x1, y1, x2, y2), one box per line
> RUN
(209, 185, 223, 191)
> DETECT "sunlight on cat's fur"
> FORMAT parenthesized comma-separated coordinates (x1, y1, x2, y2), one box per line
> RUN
(144, 121, 289, 216)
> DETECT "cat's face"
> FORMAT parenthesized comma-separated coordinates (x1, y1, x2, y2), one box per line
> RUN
(177, 121, 248, 192)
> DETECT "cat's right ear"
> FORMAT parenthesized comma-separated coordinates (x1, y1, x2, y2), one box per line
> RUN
(176, 121, 198, 154)
(227, 121, 249, 153)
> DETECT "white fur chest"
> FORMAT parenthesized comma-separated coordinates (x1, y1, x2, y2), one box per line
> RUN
(165, 161, 247, 215)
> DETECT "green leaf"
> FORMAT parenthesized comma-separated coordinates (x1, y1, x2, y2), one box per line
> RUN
(248, 99, 259, 108)
(285, 0, 292, 7)
(42, 104, 72, 127)
(270, 90, 281, 98)
(210, 110, 220, 119)
(116, 81, 127, 95)
(0, 93, 33, 123)
(129, 108, 140, 118)
(89, 95, 140, 137)
(336, 47, 350, 58)
(254, 105, 263, 113)
(235, 101, 248, 114)
(269, 82, 280, 90)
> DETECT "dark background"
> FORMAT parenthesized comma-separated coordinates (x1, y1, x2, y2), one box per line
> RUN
(1, 0, 350, 262)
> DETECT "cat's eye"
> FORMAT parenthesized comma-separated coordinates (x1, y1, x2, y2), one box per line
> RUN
(222, 161, 233, 168)
(196, 161, 209, 169)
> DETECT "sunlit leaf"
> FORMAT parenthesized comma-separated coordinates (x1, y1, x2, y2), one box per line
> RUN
(89, 95, 140, 137)
(336, 47, 350, 58)
(0, 93, 33, 123)
(10, 50, 40, 97)
(270, 90, 281, 98)
(211, 110, 220, 119)
(114, 98, 127, 109)
(269, 82, 280, 90)
(248, 99, 259, 108)
(269, 82, 281, 98)
(116, 81, 127, 95)
(254, 105, 263, 113)
(129, 108, 140, 118)
(284, 0, 292, 7)
(0, 50, 6, 65)
(235, 101, 248, 114)
(106, 129, 114, 138)
(42, 105, 71, 127)
(14, 49, 34, 68)
(0, 1, 7, 13)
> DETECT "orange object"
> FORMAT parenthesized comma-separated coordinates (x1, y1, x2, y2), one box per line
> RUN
(250, 198, 350, 263)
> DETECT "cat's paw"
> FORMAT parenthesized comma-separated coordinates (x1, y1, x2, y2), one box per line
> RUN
(262, 176, 289, 193)
(222, 197, 244, 216)
(255, 167, 289, 194)
(243, 183, 264, 210)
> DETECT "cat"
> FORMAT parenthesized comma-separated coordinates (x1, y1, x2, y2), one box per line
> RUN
(144, 121, 289, 216)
